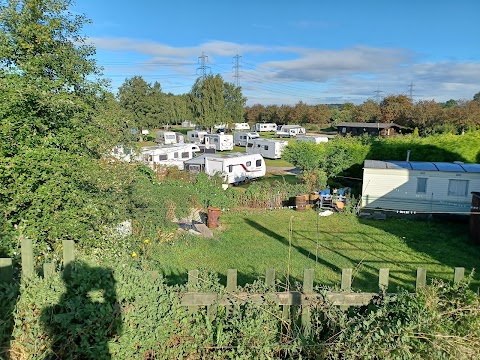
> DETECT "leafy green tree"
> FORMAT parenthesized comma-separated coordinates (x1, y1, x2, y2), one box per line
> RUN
(0, 0, 130, 253)
(223, 82, 246, 125)
(189, 74, 226, 129)
(473, 91, 480, 102)
(118, 76, 153, 132)
(283, 142, 326, 171)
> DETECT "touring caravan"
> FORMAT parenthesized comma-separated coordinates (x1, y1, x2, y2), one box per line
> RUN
(246, 138, 288, 159)
(187, 130, 208, 144)
(155, 131, 178, 145)
(254, 123, 277, 132)
(295, 135, 329, 144)
(139, 143, 200, 170)
(184, 153, 266, 184)
(276, 125, 306, 138)
(204, 134, 234, 151)
(233, 122, 250, 130)
(233, 131, 260, 147)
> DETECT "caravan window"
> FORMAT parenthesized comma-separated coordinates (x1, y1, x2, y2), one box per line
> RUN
(188, 164, 200, 172)
(416, 178, 427, 193)
(246, 161, 251, 167)
(247, 143, 253, 148)
(228, 165, 233, 173)
(214, 138, 218, 143)
(256, 159, 262, 167)
(159, 154, 168, 161)
(448, 179, 469, 196)
(264, 146, 269, 150)
(181, 152, 189, 158)
(174, 152, 179, 159)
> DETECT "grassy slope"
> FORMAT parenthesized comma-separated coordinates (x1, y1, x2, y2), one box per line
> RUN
(153, 209, 479, 292)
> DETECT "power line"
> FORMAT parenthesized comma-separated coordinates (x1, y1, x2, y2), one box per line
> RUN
(233, 54, 241, 87)
(196, 52, 211, 79)
(374, 85, 384, 103)
(408, 82, 415, 101)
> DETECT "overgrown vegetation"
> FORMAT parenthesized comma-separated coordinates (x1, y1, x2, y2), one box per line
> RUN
(2, 258, 478, 359)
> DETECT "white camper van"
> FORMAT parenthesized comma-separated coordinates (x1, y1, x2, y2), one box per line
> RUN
(246, 138, 288, 159)
(184, 153, 266, 184)
(233, 131, 260, 147)
(139, 143, 200, 170)
(233, 122, 250, 130)
(254, 123, 277, 132)
(187, 130, 208, 144)
(204, 134, 234, 151)
(155, 131, 178, 145)
(295, 135, 329, 144)
(276, 125, 306, 138)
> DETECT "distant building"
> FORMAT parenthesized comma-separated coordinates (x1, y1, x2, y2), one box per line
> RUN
(335, 122, 408, 137)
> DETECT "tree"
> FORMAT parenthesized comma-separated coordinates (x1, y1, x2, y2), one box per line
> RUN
(473, 91, 480, 102)
(0, 0, 130, 253)
(223, 82, 246, 125)
(189, 74, 226, 129)
(118, 76, 153, 131)
(380, 95, 413, 126)
(352, 99, 381, 123)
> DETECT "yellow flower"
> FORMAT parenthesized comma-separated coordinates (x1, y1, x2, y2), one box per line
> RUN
(131, 252, 137, 258)
(37, 256, 42, 260)
(144, 239, 149, 244)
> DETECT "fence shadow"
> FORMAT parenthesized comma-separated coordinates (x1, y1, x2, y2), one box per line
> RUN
(40, 261, 122, 359)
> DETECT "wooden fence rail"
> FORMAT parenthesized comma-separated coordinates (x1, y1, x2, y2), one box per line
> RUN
(0, 238, 468, 313)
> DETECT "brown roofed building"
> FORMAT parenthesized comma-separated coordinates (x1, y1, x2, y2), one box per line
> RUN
(335, 122, 408, 137)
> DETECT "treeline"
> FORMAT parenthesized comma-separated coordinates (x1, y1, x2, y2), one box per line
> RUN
(245, 96, 480, 135)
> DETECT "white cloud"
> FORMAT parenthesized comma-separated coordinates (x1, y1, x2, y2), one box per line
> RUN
(88, 37, 480, 105)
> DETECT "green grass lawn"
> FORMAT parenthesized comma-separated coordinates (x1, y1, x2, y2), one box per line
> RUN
(152, 209, 480, 292)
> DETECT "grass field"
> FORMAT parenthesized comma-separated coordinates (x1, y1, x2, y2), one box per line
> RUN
(152, 209, 480, 292)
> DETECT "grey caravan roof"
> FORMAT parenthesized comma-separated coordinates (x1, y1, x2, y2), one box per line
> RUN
(364, 160, 480, 173)
(185, 152, 253, 165)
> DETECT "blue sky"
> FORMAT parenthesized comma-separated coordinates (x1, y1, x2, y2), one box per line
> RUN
(73, 0, 480, 106)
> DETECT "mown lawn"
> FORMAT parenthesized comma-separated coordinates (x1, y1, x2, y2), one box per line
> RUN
(153, 209, 480, 292)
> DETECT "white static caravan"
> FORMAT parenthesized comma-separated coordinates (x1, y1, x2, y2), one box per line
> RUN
(361, 160, 480, 214)
(276, 125, 306, 137)
(233, 122, 250, 130)
(246, 138, 289, 159)
(233, 131, 260, 147)
(110, 145, 135, 162)
(295, 135, 329, 144)
(140, 143, 200, 170)
(155, 131, 178, 145)
(204, 134, 234, 151)
(184, 153, 266, 184)
(187, 130, 208, 144)
(254, 123, 277, 132)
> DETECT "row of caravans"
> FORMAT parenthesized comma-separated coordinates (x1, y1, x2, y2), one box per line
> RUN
(184, 153, 266, 184)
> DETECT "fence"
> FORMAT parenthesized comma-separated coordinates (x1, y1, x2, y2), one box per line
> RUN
(0, 238, 468, 318)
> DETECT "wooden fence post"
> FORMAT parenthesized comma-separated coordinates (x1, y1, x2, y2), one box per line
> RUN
(221, 268, 238, 318)
(62, 240, 75, 278)
(416, 267, 427, 291)
(265, 268, 275, 289)
(379, 268, 389, 292)
(341, 268, 352, 291)
(301, 268, 314, 335)
(21, 237, 34, 278)
(188, 269, 199, 313)
(0, 258, 13, 283)
(454, 267, 465, 283)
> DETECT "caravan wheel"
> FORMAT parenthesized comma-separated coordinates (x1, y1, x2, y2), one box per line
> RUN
(244, 177, 249, 184)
